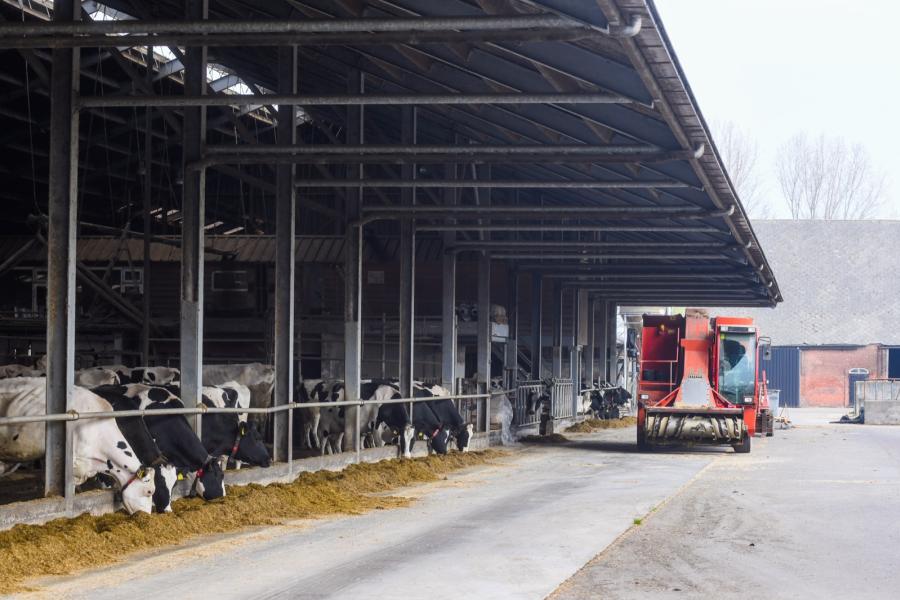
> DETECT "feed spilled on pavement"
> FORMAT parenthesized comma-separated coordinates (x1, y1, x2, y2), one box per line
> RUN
(566, 417, 637, 433)
(0, 450, 505, 593)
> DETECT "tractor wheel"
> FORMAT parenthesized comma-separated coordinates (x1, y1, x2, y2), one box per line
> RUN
(732, 434, 752, 454)
(637, 428, 649, 451)
(766, 413, 775, 437)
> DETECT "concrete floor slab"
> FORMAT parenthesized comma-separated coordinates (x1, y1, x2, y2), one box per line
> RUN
(550, 409, 900, 600)
(17, 429, 713, 600)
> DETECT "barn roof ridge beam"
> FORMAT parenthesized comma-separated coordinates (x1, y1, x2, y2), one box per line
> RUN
(357, 206, 732, 224)
(533, 272, 759, 280)
(0, 28, 603, 49)
(302, 179, 695, 190)
(419, 224, 725, 233)
(362, 205, 715, 214)
(449, 240, 734, 249)
(486, 253, 737, 261)
(0, 14, 605, 38)
(206, 143, 667, 156)
(77, 92, 638, 109)
(196, 143, 703, 168)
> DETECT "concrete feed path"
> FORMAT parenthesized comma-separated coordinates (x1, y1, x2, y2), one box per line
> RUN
(16, 408, 898, 599)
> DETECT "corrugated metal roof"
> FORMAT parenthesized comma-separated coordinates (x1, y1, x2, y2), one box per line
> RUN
(0, 235, 445, 264)
(0, 0, 781, 307)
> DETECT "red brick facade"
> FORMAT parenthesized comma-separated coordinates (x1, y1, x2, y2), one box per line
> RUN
(800, 345, 885, 407)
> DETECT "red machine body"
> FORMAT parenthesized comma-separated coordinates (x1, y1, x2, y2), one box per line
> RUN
(636, 309, 772, 453)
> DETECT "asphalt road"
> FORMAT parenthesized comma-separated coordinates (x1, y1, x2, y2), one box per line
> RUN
(19, 408, 895, 600)
(551, 408, 900, 600)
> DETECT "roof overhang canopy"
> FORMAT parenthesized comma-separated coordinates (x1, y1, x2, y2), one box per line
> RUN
(0, 0, 780, 307)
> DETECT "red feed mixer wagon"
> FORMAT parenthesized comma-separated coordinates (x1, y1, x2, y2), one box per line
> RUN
(636, 309, 774, 453)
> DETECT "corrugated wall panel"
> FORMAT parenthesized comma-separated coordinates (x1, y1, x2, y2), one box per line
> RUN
(763, 346, 800, 408)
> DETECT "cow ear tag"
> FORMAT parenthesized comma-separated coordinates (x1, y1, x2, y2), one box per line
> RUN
(177, 473, 184, 481)
(240, 423, 247, 436)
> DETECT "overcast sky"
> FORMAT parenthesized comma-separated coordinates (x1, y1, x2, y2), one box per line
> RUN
(654, 0, 899, 218)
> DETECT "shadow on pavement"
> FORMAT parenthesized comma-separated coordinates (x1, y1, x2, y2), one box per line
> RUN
(520, 437, 733, 456)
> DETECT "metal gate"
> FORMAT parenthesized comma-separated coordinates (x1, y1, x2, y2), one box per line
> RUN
(551, 378, 574, 419)
(515, 380, 545, 426)
(762, 346, 800, 407)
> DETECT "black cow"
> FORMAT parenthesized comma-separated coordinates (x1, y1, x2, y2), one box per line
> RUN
(199, 387, 271, 468)
(408, 386, 450, 455)
(426, 397, 473, 452)
(93, 384, 225, 502)
(91, 385, 178, 513)
(368, 381, 446, 457)
(371, 382, 415, 458)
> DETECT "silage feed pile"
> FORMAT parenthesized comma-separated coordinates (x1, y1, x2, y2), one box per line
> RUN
(0, 450, 504, 593)
(565, 416, 637, 434)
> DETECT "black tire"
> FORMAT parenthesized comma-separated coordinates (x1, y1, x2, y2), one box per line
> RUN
(732, 434, 751, 454)
(637, 428, 649, 451)
(766, 414, 775, 437)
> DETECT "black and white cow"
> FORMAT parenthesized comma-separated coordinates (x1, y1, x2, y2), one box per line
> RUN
(372, 383, 416, 459)
(372, 382, 450, 457)
(91, 385, 179, 512)
(199, 383, 270, 469)
(0, 378, 156, 514)
(203, 363, 275, 423)
(129, 366, 180, 385)
(94, 384, 225, 502)
(296, 379, 329, 450)
(589, 384, 632, 419)
(417, 384, 473, 452)
(526, 379, 552, 417)
(315, 381, 347, 456)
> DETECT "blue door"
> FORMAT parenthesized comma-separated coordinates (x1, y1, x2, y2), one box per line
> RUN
(762, 347, 801, 408)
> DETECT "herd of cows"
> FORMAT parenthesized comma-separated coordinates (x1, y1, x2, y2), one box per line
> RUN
(0, 360, 473, 516)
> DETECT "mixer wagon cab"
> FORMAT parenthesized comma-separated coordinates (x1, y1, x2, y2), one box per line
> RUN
(636, 309, 774, 453)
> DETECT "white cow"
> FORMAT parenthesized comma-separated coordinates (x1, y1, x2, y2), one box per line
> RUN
(75, 367, 121, 388)
(0, 364, 44, 379)
(130, 366, 180, 385)
(0, 378, 155, 514)
(203, 363, 274, 414)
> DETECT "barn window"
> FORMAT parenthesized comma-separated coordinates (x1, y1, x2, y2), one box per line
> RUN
(117, 268, 143, 295)
(212, 270, 249, 292)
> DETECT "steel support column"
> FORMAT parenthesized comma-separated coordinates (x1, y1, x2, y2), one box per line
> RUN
(476, 252, 491, 433)
(272, 44, 297, 464)
(596, 299, 609, 383)
(551, 284, 563, 378)
(506, 267, 519, 391)
(440, 162, 457, 396)
(530, 274, 543, 379)
(571, 289, 581, 414)
(398, 106, 416, 404)
(179, 0, 207, 428)
(141, 106, 152, 364)
(585, 297, 596, 388)
(343, 70, 364, 455)
(607, 302, 618, 385)
(44, 0, 79, 501)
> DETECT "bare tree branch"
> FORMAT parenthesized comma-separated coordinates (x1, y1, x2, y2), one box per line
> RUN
(713, 120, 771, 219)
(775, 133, 885, 220)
